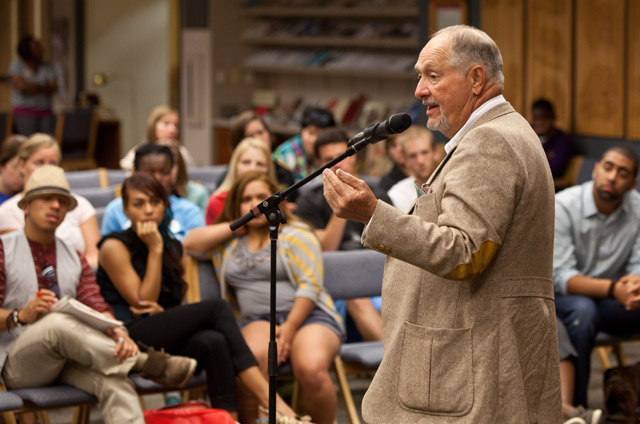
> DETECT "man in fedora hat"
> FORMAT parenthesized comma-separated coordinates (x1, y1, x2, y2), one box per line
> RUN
(0, 165, 197, 424)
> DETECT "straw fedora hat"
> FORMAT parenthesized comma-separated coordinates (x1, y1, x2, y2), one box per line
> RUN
(17, 165, 78, 210)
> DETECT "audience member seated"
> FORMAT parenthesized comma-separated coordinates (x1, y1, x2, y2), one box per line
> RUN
(272, 107, 335, 182)
(531, 98, 573, 179)
(295, 127, 390, 342)
(8, 35, 57, 136)
(96, 173, 304, 422)
(184, 171, 343, 424)
(0, 133, 100, 267)
(205, 137, 277, 225)
(224, 110, 295, 195)
(0, 165, 196, 424)
(378, 134, 409, 191)
(387, 126, 438, 212)
(120, 105, 194, 171)
(554, 146, 640, 409)
(156, 139, 209, 214)
(102, 144, 204, 242)
(557, 318, 602, 424)
(0, 135, 27, 205)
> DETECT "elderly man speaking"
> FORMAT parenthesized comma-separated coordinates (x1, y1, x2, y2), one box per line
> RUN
(323, 25, 561, 423)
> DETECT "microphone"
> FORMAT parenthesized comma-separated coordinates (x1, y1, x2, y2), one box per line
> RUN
(348, 113, 412, 147)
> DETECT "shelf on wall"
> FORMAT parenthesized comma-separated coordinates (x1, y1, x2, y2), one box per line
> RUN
(244, 65, 416, 80)
(243, 7, 419, 19)
(243, 36, 418, 50)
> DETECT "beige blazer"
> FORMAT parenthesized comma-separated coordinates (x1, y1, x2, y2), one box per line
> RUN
(361, 102, 562, 423)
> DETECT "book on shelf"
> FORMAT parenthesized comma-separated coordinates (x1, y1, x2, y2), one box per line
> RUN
(341, 94, 366, 127)
(52, 296, 123, 332)
(357, 100, 389, 128)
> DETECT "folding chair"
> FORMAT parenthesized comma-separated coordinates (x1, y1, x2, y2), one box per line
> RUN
(55, 109, 99, 170)
(65, 168, 104, 190)
(5, 384, 97, 424)
(323, 249, 386, 424)
(187, 165, 228, 193)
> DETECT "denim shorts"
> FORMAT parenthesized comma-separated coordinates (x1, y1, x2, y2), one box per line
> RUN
(242, 308, 344, 341)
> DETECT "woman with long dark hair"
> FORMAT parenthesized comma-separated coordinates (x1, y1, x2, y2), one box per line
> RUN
(96, 172, 304, 423)
(185, 171, 343, 424)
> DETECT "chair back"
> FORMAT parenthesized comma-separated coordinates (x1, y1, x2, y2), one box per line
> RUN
(187, 165, 228, 193)
(105, 169, 129, 187)
(56, 109, 98, 170)
(577, 157, 598, 185)
(323, 249, 385, 300)
(184, 255, 220, 304)
(73, 187, 116, 209)
(65, 169, 103, 190)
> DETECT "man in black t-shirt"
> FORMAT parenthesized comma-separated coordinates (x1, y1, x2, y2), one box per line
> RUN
(295, 127, 390, 341)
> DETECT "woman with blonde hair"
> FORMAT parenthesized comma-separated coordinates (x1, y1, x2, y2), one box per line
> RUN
(119, 105, 194, 170)
(205, 137, 276, 225)
(0, 133, 100, 266)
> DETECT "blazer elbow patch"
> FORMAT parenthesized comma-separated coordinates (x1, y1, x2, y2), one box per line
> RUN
(444, 240, 500, 281)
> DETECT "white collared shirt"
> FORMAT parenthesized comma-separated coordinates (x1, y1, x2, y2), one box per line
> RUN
(444, 94, 507, 154)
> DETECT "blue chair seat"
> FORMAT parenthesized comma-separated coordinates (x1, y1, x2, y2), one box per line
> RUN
(0, 391, 23, 412)
(10, 385, 96, 408)
(340, 341, 383, 368)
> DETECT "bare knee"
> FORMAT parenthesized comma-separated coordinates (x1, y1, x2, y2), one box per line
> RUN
(293, 361, 330, 391)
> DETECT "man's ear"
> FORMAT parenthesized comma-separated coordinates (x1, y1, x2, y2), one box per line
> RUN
(21, 201, 29, 217)
(469, 65, 486, 96)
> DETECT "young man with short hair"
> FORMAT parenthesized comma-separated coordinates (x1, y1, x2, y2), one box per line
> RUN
(295, 127, 389, 342)
(0, 165, 196, 424)
(554, 146, 640, 409)
(387, 126, 438, 212)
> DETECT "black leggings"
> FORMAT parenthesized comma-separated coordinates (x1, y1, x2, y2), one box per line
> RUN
(127, 299, 258, 412)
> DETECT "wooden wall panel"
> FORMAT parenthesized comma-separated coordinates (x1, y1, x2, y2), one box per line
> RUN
(575, 0, 625, 137)
(525, 0, 572, 131)
(628, 0, 640, 140)
(481, 0, 524, 114)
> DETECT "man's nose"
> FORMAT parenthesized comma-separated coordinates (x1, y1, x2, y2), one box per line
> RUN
(415, 80, 429, 99)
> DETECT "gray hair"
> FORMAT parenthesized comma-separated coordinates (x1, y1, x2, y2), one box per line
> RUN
(431, 25, 504, 89)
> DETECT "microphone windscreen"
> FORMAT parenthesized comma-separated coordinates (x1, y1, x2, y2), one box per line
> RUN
(388, 113, 412, 134)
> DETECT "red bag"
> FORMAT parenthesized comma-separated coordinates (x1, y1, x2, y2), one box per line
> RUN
(144, 401, 236, 424)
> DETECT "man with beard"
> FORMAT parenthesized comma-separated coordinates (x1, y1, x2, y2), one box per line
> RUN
(554, 146, 640, 409)
(322, 25, 561, 422)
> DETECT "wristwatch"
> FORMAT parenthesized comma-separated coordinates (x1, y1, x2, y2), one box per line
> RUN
(8, 309, 23, 330)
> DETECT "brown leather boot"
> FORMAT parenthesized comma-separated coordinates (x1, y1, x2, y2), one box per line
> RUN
(140, 347, 197, 388)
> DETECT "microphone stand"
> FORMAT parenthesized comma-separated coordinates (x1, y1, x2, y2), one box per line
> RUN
(230, 134, 376, 424)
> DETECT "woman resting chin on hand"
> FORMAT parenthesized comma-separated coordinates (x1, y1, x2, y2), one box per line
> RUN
(96, 172, 303, 423)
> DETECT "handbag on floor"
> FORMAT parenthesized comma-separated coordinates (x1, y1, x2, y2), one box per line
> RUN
(603, 362, 640, 423)
(144, 401, 236, 424)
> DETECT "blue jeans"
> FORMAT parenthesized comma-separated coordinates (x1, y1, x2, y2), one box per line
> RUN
(556, 294, 640, 407)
